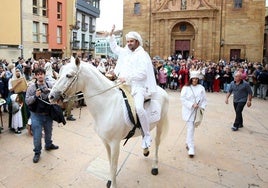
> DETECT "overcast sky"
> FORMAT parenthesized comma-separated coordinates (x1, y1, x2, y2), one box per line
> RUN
(96, 0, 268, 31)
(96, 0, 123, 31)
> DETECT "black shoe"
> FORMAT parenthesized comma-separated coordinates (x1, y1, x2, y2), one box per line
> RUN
(33, 154, 40, 163)
(239, 124, 243, 128)
(15, 130, 21, 134)
(45, 144, 59, 151)
(231, 126, 239, 131)
(67, 116, 76, 121)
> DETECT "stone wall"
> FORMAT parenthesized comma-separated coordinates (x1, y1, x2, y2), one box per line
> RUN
(123, 0, 265, 62)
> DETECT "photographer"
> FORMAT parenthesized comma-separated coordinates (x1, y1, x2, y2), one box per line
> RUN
(25, 67, 59, 163)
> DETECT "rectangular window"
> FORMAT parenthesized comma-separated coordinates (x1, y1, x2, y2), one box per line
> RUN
(72, 32, 79, 49)
(57, 2, 62, 20)
(42, 0, 48, 17)
(93, 0, 100, 8)
(82, 34, 87, 49)
(82, 14, 88, 31)
(234, 0, 242, 8)
(57, 26, 62, 44)
(73, 32, 77, 41)
(33, 0, 38, 15)
(33, 21, 39, 42)
(84, 0, 99, 8)
(42, 23, 48, 43)
(134, 3, 141, 15)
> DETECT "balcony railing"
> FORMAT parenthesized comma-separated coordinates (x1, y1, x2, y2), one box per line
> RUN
(89, 25, 96, 33)
(81, 23, 88, 32)
(81, 41, 88, 50)
(72, 40, 80, 49)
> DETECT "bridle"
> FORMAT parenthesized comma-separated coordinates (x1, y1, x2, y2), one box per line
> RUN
(59, 67, 123, 101)
(61, 68, 80, 99)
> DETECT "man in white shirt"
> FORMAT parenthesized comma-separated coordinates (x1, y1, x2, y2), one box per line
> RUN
(109, 25, 157, 149)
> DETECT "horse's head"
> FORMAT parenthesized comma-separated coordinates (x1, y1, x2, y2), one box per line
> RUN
(49, 56, 81, 102)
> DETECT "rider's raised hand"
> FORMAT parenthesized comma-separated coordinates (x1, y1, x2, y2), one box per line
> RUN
(110, 24, 115, 36)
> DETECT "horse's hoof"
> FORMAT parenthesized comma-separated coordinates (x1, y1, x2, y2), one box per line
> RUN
(151, 168, 158, 175)
(106, 180, 111, 188)
(143, 149, 150, 157)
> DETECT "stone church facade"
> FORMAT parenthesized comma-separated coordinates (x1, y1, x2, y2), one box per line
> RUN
(123, 0, 265, 63)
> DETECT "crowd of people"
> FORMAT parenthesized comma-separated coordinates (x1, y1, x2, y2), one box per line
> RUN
(153, 57, 268, 99)
(0, 38, 267, 160)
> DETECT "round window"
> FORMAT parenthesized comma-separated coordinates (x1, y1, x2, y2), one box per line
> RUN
(180, 24, 187, 32)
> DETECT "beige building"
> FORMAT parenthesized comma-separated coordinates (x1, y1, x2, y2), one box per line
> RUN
(0, 0, 22, 61)
(0, 0, 99, 62)
(123, 0, 265, 63)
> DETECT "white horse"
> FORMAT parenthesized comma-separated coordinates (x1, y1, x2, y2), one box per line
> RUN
(49, 57, 169, 188)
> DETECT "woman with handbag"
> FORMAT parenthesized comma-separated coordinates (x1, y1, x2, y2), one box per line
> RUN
(10, 94, 23, 134)
(180, 71, 207, 157)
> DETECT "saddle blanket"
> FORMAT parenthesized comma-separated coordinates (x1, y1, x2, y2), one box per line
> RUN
(121, 93, 161, 128)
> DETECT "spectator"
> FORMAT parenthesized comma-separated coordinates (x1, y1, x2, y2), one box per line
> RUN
(225, 71, 252, 131)
(222, 66, 233, 93)
(25, 67, 59, 163)
(10, 94, 23, 134)
(8, 68, 29, 130)
(169, 69, 179, 90)
(158, 65, 167, 89)
(257, 64, 268, 100)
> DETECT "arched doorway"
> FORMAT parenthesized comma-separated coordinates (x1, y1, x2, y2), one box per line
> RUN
(171, 22, 195, 60)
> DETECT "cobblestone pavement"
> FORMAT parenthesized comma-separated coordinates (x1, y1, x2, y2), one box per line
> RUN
(0, 91, 267, 188)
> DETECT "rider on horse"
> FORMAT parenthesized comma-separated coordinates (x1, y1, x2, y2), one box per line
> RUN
(108, 25, 157, 149)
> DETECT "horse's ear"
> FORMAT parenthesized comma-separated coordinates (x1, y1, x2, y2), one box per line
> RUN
(75, 57, 80, 66)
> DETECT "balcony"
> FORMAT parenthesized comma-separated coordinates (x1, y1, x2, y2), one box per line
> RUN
(81, 42, 89, 50)
(71, 40, 80, 49)
(89, 25, 96, 33)
(89, 42, 95, 51)
(81, 23, 88, 32)
(70, 21, 80, 30)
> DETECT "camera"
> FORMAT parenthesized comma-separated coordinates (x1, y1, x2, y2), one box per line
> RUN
(37, 87, 50, 94)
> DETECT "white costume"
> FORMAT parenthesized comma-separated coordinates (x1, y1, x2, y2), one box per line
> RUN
(97, 59, 107, 74)
(109, 31, 157, 148)
(10, 94, 23, 131)
(180, 71, 207, 156)
(44, 61, 56, 84)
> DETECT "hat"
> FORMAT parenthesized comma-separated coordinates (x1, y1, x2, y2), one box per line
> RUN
(190, 71, 200, 79)
(125, 31, 143, 46)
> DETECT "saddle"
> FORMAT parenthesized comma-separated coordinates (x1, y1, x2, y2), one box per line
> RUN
(119, 85, 160, 146)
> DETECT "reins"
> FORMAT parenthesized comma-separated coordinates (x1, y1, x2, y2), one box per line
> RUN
(65, 81, 124, 101)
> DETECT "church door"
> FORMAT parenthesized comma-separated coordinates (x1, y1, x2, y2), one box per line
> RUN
(175, 40, 190, 59)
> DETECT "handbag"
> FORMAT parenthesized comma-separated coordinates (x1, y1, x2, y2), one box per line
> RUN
(12, 102, 20, 114)
(39, 97, 66, 125)
(190, 86, 204, 127)
(49, 104, 66, 125)
(194, 107, 204, 127)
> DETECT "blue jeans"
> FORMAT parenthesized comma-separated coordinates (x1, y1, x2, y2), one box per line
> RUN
(223, 83, 230, 93)
(31, 112, 53, 154)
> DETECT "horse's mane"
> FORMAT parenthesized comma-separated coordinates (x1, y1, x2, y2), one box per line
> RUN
(81, 61, 114, 86)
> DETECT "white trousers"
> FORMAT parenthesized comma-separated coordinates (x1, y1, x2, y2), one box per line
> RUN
(133, 90, 150, 137)
(186, 121, 195, 149)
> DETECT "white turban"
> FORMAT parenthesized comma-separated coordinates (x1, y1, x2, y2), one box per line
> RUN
(125, 31, 143, 46)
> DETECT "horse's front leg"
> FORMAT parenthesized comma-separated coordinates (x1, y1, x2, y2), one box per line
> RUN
(106, 141, 120, 188)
